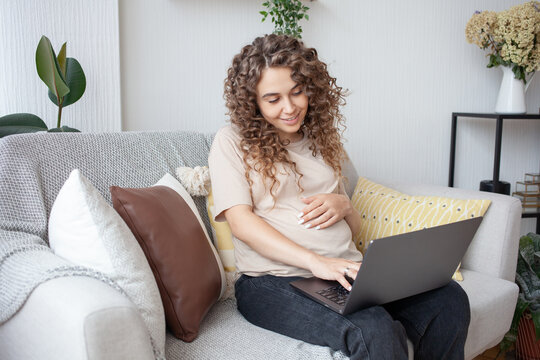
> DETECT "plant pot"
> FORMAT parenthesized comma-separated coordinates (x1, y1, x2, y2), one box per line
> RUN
(479, 180, 511, 195)
(516, 312, 540, 360)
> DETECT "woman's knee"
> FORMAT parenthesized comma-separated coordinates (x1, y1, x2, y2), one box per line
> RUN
(346, 306, 409, 359)
(439, 281, 471, 327)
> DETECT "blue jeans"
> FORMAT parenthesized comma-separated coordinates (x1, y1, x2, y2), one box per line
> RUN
(235, 275, 470, 360)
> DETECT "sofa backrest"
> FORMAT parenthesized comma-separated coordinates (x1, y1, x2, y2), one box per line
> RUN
(0, 131, 215, 245)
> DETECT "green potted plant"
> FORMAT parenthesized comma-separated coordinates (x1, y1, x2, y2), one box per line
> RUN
(260, 0, 310, 39)
(500, 232, 540, 358)
(0, 35, 86, 138)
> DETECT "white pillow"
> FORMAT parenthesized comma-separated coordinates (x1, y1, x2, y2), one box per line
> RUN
(48, 169, 165, 359)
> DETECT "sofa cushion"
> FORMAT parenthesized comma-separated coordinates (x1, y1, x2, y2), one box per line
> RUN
(206, 189, 235, 273)
(110, 174, 223, 342)
(154, 173, 226, 299)
(176, 166, 237, 300)
(165, 298, 349, 360)
(206, 189, 239, 300)
(48, 169, 166, 359)
(351, 177, 491, 279)
(174, 166, 234, 272)
(351, 177, 491, 253)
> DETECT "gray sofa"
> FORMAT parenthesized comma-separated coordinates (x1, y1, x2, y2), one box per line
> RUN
(0, 131, 522, 360)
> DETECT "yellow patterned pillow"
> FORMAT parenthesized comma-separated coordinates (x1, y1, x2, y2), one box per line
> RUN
(351, 177, 491, 280)
(206, 189, 235, 272)
(206, 189, 237, 299)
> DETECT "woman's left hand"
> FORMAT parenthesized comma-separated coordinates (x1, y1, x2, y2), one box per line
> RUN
(298, 193, 353, 230)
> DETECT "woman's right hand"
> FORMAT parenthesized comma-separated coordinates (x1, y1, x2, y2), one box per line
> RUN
(308, 254, 361, 291)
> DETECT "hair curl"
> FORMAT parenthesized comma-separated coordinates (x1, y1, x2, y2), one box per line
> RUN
(224, 34, 347, 200)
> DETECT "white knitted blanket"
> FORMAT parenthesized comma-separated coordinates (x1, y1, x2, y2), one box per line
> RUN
(0, 131, 214, 324)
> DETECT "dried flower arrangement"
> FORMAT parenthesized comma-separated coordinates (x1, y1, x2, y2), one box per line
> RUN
(465, 1, 540, 83)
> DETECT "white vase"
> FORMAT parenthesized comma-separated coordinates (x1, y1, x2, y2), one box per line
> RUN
(494, 65, 527, 114)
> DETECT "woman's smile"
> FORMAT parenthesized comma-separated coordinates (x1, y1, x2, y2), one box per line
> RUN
(281, 113, 300, 125)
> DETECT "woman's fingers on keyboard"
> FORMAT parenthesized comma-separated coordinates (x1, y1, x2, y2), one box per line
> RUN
(337, 275, 352, 291)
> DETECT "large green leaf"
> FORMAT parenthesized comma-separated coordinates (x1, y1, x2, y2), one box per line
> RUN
(0, 113, 48, 138)
(48, 57, 86, 107)
(502, 233, 540, 351)
(57, 42, 67, 76)
(519, 235, 535, 269)
(36, 36, 70, 101)
(48, 126, 80, 133)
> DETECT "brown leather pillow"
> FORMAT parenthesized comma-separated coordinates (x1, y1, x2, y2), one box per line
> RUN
(110, 185, 222, 342)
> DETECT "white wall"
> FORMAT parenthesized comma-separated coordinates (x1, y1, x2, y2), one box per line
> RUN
(119, 0, 539, 233)
(118, 0, 271, 133)
(2, 1, 538, 233)
(0, 0, 121, 132)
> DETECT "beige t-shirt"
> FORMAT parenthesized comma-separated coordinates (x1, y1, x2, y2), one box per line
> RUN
(208, 125, 362, 277)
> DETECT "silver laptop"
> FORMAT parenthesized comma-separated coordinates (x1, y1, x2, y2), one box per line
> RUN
(290, 216, 482, 315)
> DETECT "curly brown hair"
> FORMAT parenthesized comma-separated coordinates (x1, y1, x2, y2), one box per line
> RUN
(224, 34, 347, 200)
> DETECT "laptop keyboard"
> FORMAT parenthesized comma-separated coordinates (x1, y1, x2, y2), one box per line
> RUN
(316, 285, 350, 306)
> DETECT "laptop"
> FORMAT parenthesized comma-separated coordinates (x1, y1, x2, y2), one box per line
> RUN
(290, 216, 482, 315)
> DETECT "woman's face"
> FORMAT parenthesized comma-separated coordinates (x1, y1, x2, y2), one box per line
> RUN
(255, 67, 308, 142)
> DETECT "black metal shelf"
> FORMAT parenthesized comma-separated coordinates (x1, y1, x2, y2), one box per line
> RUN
(448, 112, 540, 233)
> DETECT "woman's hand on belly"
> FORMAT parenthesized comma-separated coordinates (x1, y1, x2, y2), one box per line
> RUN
(298, 193, 362, 237)
(298, 193, 352, 230)
(309, 254, 362, 291)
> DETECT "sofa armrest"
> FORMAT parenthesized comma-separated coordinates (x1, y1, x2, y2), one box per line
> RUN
(379, 181, 522, 282)
(0, 276, 154, 360)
